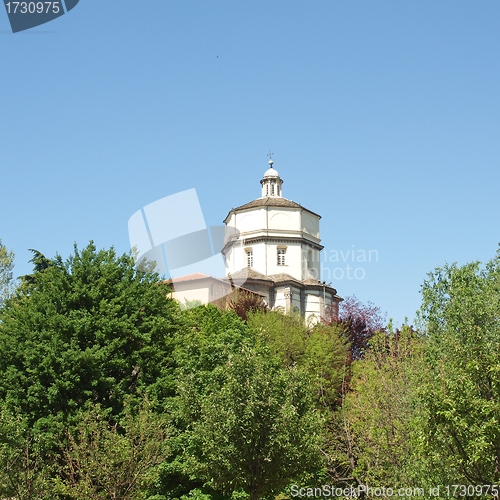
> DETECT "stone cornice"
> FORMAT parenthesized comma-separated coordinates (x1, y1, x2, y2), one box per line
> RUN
(235, 227, 321, 242)
(221, 235, 323, 255)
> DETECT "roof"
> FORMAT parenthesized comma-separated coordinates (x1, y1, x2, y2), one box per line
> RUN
(169, 273, 211, 283)
(226, 268, 274, 282)
(263, 166, 280, 177)
(268, 272, 302, 284)
(302, 277, 339, 294)
(302, 277, 325, 285)
(224, 196, 321, 222)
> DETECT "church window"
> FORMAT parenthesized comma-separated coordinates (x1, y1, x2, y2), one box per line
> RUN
(277, 248, 286, 266)
(247, 249, 253, 267)
(271, 183, 275, 195)
(266, 184, 269, 196)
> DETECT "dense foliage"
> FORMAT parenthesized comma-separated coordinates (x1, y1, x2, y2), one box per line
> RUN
(1, 240, 500, 499)
(417, 252, 500, 484)
(337, 248, 500, 492)
(0, 243, 179, 427)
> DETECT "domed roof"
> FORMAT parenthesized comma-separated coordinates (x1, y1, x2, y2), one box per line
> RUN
(263, 166, 280, 177)
(263, 159, 280, 178)
(264, 161, 280, 178)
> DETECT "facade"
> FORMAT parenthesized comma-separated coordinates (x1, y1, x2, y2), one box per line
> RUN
(170, 273, 234, 306)
(221, 160, 341, 322)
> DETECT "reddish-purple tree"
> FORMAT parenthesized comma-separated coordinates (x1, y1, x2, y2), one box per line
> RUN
(324, 296, 386, 360)
(226, 288, 268, 322)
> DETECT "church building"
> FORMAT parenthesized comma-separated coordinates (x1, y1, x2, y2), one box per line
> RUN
(221, 160, 341, 322)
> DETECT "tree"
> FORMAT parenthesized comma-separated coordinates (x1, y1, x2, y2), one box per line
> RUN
(247, 310, 309, 368)
(0, 242, 180, 427)
(417, 248, 500, 486)
(246, 310, 349, 485)
(226, 288, 267, 322)
(153, 304, 257, 500)
(18, 248, 53, 288)
(55, 401, 170, 500)
(0, 239, 15, 307)
(340, 326, 426, 486)
(248, 310, 348, 408)
(0, 402, 54, 500)
(154, 307, 327, 500)
(181, 347, 324, 500)
(324, 296, 386, 360)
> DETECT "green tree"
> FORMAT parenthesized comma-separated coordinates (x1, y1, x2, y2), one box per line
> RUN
(303, 323, 349, 408)
(0, 242, 180, 427)
(247, 311, 348, 485)
(247, 310, 307, 368)
(182, 347, 324, 500)
(0, 239, 15, 307)
(55, 401, 170, 500)
(248, 311, 348, 408)
(340, 326, 425, 486)
(153, 307, 327, 500)
(0, 403, 54, 500)
(417, 249, 500, 485)
(154, 305, 256, 500)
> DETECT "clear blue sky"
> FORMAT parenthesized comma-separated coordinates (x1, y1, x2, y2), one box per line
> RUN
(1, 1, 499, 325)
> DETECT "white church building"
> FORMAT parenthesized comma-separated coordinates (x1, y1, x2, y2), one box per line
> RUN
(171, 160, 342, 323)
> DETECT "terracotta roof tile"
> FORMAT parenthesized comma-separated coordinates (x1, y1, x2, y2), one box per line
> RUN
(169, 273, 210, 283)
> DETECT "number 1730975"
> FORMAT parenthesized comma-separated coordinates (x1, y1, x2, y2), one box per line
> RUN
(5, 2, 61, 14)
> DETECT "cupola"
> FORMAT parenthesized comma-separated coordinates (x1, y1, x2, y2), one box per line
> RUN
(260, 159, 283, 197)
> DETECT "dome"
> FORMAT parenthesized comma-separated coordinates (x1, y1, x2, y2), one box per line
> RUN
(264, 167, 280, 178)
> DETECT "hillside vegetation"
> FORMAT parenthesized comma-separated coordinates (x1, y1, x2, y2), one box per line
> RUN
(1, 240, 499, 499)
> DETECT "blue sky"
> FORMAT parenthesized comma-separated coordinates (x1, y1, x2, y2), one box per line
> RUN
(1, 1, 499, 325)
